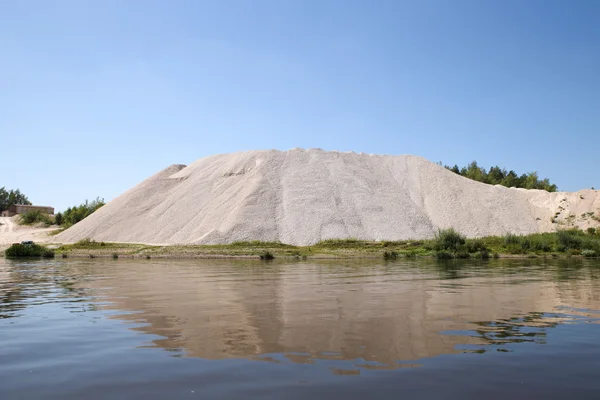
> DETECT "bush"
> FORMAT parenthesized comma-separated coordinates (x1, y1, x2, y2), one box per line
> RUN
(19, 210, 53, 226)
(455, 250, 471, 259)
(403, 250, 418, 258)
(433, 250, 454, 259)
(582, 250, 597, 258)
(466, 239, 488, 253)
(523, 236, 553, 252)
(587, 227, 597, 235)
(473, 249, 491, 259)
(557, 230, 584, 251)
(504, 234, 521, 246)
(259, 251, 274, 260)
(383, 250, 398, 260)
(5, 243, 54, 258)
(505, 243, 527, 254)
(434, 229, 466, 251)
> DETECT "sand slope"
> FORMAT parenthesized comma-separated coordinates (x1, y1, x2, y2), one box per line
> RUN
(56, 149, 600, 245)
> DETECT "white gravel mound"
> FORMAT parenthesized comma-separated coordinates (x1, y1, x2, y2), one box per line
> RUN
(56, 149, 600, 245)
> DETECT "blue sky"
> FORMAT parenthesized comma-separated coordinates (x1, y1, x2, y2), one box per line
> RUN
(1, 0, 599, 211)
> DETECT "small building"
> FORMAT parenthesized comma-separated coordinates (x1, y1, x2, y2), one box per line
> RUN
(1, 204, 55, 217)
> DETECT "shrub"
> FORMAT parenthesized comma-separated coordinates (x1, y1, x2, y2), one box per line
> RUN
(5, 243, 54, 258)
(403, 250, 418, 258)
(557, 230, 584, 251)
(383, 250, 398, 260)
(455, 250, 471, 259)
(434, 229, 466, 251)
(19, 210, 53, 226)
(582, 250, 597, 258)
(466, 239, 488, 253)
(433, 250, 454, 259)
(522, 236, 553, 252)
(504, 234, 521, 246)
(259, 251, 274, 260)
(587, 227, 597, 235)
(505, 243, 526, 255)
(473, 249, 491, 259)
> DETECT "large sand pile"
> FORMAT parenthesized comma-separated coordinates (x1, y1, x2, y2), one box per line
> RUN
(56, 149, 600, 245)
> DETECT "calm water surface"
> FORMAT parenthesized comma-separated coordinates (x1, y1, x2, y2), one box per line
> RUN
(1, 258, 600, 399)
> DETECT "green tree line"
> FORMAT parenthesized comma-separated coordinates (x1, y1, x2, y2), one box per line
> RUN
(443, 161, 558, 192)
(0, 187, 31, 211)
(55, 197, 105, 227)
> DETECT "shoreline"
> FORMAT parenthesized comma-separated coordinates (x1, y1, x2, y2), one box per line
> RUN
(2, 240, 598, 261)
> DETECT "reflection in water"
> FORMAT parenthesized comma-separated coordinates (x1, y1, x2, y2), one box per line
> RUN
(2, 258, 600, 373)
(0, 261, 93, 319)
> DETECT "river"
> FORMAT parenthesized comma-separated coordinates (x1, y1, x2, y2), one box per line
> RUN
(1, 258, 600, 399)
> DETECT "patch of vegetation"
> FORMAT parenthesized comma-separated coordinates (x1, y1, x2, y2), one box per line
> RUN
(433, 250, 454, 259)
(230, 240, 292, 248)
(57, 197, 105, 228)
(433, 228, 466, 251)
(582, 250, 597, 258)
(383, 250, 398, 259)
(496, 230, 600, 255)
(48, 228, 66, 236)
(473, 249, 491, 259)
(259, 251, 274, 260)
(72, 238, 107, 248)
(5, 243, 54, 258)
(443, 161, 558, 192)
(18, 210, 53, 226)
(315, 238, 362, 248)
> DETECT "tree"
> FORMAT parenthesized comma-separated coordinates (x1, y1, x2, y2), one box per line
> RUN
(444, 163, 558, 192)
(487, 166, 506, 185)
(59, 197, 105, 227)
(54, 212, 63, 226)
(0, 187, 31, 211)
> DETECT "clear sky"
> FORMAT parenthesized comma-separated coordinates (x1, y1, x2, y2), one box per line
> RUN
(1, 0, 599, 211)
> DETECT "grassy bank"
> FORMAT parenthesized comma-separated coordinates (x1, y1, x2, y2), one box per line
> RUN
(46, 229, 600, 260)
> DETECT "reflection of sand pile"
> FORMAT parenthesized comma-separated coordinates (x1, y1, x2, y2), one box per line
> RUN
(75, 260, 600, 367)
(56, 149, 600, 246)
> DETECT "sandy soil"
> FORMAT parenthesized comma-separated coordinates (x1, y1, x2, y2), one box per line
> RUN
(0, 216, 56, 250)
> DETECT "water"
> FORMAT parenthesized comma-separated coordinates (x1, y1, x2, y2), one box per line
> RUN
(2, 258, 600, 399)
